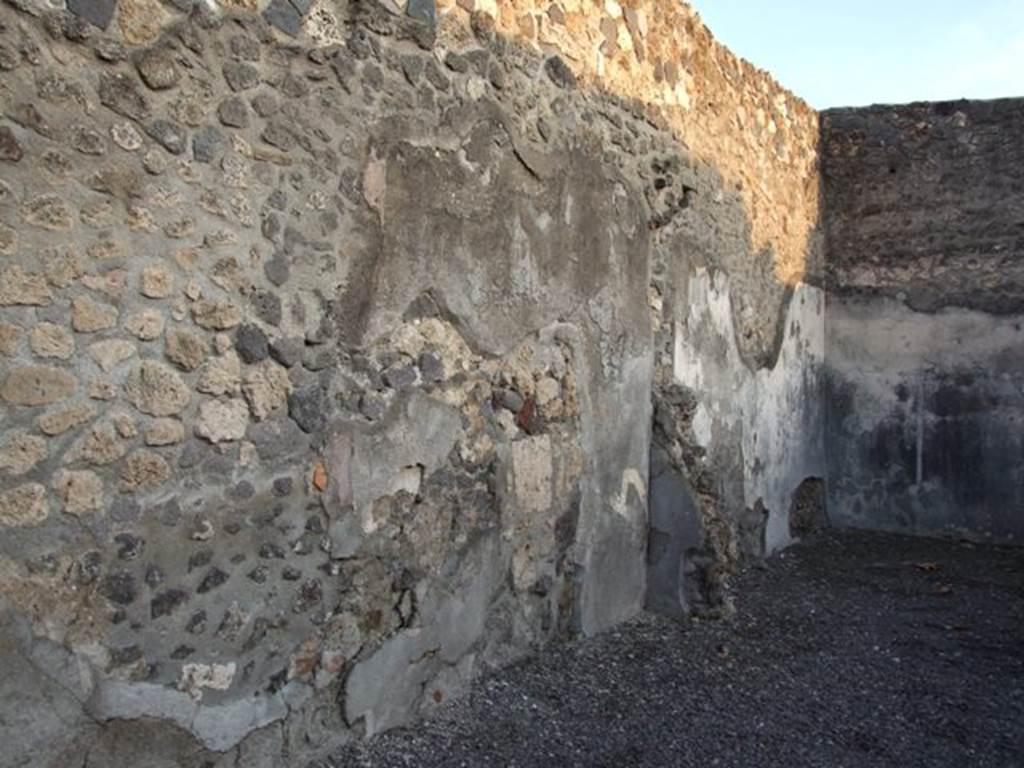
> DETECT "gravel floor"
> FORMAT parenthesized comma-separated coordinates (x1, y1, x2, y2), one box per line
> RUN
(322, 530, 1024, 768)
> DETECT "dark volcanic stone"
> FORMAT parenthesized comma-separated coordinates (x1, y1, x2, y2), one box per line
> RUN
(145, 119, 187, 155)
(185, 610, 207, 634)
(489, 63, 506, 90)
(74, 552, 102, 585)
(401, 55, 424, 85)
(150, 588, 189, 619)
(217, 96, 249, 128)
(251, 92, 279, 118)
(279, 73, 309, 99)
(235, 323, 269, 364)
(494, 388, 525, 413)
(223, 61, 260, 92)
(108, 645, 143, 668)
(262, 212, 281, 241)
(114, 533, 144, 561)
(327, 531, 1024, 768)
(0, 127, 23, 162)
(72, 125, 106, 155)
(251, 291, 283, 327)
(407, 0, 436, 26)
(98, 73, 150, 120)
(259, 542, 286, 560)
(135, 48, 179, 90)
(288, 385, 326, 433)
(197, 567, 229, 594)
(67, 0, 116, 30)
(270, 336, 303, 368)
(272, 477, 294, 497)
(302, 348, 334, 372)
(384, 365, 417, 389)
(145, 565, 164, 588)
(544, 55, 576, 89)
(61, 11, 94, 41)
(261, 121, 293, 150)
(102, 570, 137, 606)
(247, 417, 309, 462)
(192, 126, 226, 163)
(178, 441, 205, 470)
(267, 189, 287, 210)
(188, 550, 213, 572)
(359, 392, 386, 420)
(444, 51, 469, 73)
(230, 480, 255, 500)
(170, 645, 195, 660)
(229, 34, 260, 62)
(263, 0, 303, 37)
(155, 497, 183, 526)
(424, 61, 449, 91)
(293, 579, 321, 613)
(418, 351, 444, 382)
(94, 38, 127, 63)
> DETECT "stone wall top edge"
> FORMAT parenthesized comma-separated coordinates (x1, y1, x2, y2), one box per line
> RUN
(822, 95, 1024, 120)
(15, 0, 823, 282)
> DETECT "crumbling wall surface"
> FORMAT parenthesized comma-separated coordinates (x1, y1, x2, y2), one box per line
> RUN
(0, 0, 825, 764)
(646, 258, 825, 620)
(478, 0, 822, 362)
(822, 100, 1024, 542)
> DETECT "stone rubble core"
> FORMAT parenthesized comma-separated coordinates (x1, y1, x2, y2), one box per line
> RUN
(0, 0, 1019, 766)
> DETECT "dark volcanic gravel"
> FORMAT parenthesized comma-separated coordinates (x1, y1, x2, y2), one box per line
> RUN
(320, 531, 1024, 768)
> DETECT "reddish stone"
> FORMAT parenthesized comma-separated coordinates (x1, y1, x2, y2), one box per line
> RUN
(0, 127, 23, 162)
(312, 459, 328, 492)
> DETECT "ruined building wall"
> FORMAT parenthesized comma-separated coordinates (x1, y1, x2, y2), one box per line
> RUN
(822, 99, 1024, 542)
(0, 0, 825, 765)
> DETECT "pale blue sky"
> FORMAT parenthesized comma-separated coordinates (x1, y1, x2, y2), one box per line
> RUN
(689, 1, 1024, 108)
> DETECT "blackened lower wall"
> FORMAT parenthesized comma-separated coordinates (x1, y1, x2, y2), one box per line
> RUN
(823, 100, 1024, 542)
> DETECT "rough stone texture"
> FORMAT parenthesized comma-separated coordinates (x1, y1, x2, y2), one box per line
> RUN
(328, 532, 1024, 768)
(823, 100, 1024, 315)
(823, 101, 1024, 544)
(0, 0, 899, 765)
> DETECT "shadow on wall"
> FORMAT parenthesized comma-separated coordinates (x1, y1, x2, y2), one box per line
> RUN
(821, 100, 1024, 544)
(643, 116, 828, 619)
(0, 0, 828, 766)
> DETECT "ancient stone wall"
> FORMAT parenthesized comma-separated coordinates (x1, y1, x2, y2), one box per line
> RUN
(822, 100, 1024, 542)
(0, 0, 826, 765)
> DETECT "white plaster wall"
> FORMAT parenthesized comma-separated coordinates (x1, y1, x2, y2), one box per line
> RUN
(674, 268, 826, 553)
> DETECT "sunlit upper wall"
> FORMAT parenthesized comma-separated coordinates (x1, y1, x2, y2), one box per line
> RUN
(439, 0, 822, 285)
(54, 0, 822, 284)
